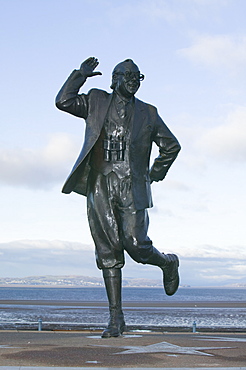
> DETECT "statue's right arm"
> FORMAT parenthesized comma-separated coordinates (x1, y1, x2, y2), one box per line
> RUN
(55, 57, 102, 119)
(55, 70, 89, 118)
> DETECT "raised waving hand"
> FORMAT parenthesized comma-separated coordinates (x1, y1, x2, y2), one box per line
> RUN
(80, 57, 102, 78)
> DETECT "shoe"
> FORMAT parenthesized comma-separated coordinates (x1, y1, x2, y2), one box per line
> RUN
(101, 321, 125, 338)
(161, 254, 179, 296)
(101, 311, 126, 338)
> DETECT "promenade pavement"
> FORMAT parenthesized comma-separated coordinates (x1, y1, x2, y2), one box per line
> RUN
(0, 330, 246, 369)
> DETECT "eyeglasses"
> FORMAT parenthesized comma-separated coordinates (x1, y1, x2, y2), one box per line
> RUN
(114, 71, 145, 82)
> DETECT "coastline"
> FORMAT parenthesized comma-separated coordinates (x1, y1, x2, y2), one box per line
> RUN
(0, 284, 245, 288)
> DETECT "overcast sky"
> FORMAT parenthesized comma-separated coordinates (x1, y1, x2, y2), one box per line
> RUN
(0, 0, 245, 287)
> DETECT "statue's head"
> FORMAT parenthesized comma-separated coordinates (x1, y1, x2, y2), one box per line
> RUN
(110, 59, 144, 98)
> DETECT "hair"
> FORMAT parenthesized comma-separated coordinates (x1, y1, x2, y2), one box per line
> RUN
(110, 59, 138, 90)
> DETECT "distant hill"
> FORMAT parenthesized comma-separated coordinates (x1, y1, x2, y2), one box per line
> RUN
(2, 275, 244, 288)
(0, 275, 164, 288)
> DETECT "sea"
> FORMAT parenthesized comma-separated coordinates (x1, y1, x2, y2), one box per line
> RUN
(0, 287, 246, 330)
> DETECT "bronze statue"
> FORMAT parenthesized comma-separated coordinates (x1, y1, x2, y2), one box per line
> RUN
(56, 57, 181, 338)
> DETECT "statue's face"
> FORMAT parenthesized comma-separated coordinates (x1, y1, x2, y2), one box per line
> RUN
(113, 63, 143, 98)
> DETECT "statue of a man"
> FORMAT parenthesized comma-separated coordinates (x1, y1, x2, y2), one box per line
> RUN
(56, 57, 181, 338)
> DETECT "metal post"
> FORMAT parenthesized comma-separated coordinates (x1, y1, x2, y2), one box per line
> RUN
(38, 318, 42, 331)
(192, 321, 196, 333)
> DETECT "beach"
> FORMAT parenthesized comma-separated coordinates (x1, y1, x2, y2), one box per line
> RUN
(1, 298, 245, 332)
(0, 299, 245, 307)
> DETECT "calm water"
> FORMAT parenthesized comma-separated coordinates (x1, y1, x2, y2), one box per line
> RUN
(0, 287, 246, 329)
(0, 286, 246, 302)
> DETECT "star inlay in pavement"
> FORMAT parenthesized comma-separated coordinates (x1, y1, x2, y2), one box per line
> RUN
(93, 340, 234, 356)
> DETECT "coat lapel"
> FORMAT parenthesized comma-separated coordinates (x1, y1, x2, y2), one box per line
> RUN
(73, 93, 113, 166)
(131, 98, 146, 142)
(94, 93, 113, 134)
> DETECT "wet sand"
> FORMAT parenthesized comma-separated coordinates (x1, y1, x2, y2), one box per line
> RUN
(0, 299, 245, 308)
(1, 299, 246, 332)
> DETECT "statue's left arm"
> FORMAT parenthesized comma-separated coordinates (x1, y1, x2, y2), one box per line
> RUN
(149, 110, 181, 183)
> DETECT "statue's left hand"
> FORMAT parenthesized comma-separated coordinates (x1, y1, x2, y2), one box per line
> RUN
(79, 57, 102, 78)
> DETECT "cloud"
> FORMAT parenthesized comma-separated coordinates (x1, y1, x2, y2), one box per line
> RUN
(178, 242, 246, 285)
(0, 239, 97, 278)
(1, 239, 246, 286)
(179, 244, 246, 260)
(174, 243, 246, 285)
(0, 240, 93, 251)
(198, 106, 246, 162)
(178, 34, 246, 73)
(229, 264, 246, 274)
(180, 255, 246, 286)
(0, 133, 80, 189)
(165, 179, 191, 192)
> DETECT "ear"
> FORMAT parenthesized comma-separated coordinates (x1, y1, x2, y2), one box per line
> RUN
(110, 74, 119, 90)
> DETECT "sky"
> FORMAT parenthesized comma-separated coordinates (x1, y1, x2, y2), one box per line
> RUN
(0, 0, 245, 287)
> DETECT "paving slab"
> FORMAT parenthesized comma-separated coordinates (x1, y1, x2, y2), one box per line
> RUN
(0, 330, 246, 368)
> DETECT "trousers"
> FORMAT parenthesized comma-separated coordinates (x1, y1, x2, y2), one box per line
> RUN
(87, 170, 157, 270)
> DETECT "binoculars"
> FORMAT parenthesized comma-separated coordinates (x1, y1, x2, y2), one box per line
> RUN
(103, 135, 126, 162)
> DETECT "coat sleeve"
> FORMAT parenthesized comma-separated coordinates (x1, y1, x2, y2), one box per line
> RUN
(55, 70, 89, 119)
(149, 108, 181, 182)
